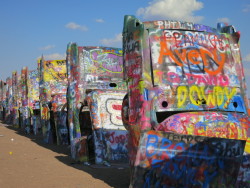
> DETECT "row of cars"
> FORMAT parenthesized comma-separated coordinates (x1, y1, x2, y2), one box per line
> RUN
(1, 15, 250, 187)
(0, 44, 128, 166)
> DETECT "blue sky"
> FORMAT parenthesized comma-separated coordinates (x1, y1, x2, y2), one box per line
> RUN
(1, 0, 250, 94)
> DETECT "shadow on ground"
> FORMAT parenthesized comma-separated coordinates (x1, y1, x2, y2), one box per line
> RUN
(5, 124, 130, 188)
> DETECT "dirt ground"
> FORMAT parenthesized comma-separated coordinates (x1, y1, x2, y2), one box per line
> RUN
(0, 122, 130, 188)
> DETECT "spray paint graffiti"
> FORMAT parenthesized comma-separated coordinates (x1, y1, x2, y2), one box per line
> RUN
(18, 67, 32, 133)
(28, 70, 39, 108)
(122, 15, 250, 187)
(87, 91, 125, 129)
(155, 112, 248, 140)
(133, 131, 245, 187)
(28, 69, 40, 135)
(0, 80, 7, 120)
(55, 110, 68, 145)
(52, 95, 68, 145)
(40, 58, 67, 144)
(67, 43, 128, 165)
(86, 91, 128, 164)
(11, 71, 19, 128)
(237, 151, 250, 187)
(3, 77, 13, 124)
(0, 15, 248, 187)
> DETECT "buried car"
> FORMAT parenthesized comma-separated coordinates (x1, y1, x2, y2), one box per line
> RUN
(122, 15, 250, 187)
(67, 43, 128, 166)
(39, 58, 68, 144)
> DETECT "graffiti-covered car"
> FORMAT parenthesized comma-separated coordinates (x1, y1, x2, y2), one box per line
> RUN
(122, 15, 250, 187)
(67, 44, 128, 166)
(19, 67, 33, 133)
(39, 58, 68, 144)
(13, 67, 40, 134)
(4, 77, 14, 124)
(0, 80, 7, 121)
(28, 69, 41, 135)
(10, 71, 19, 127)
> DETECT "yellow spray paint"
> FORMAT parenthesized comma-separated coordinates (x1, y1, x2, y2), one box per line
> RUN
(177, 85, 237, 108)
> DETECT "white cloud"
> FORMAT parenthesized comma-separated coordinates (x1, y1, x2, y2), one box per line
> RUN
(243, 53, 250, 62)
(136, 0, 204, 22)
(39, 53, 66, 60)
(242, 4, 250, 12)
(217, 17, 230, 23)
(100, 33, 122, 47)
(65, 22, 88, 31)
(95, 19, 104, 23)
(40, 45, 55, 51)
